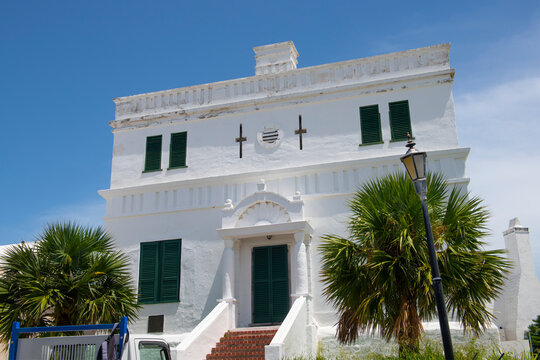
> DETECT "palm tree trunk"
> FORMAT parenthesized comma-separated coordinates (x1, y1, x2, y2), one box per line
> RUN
(397, 293, 421, 355)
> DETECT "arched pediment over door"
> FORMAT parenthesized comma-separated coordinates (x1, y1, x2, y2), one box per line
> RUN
(217, 179, 312, 239)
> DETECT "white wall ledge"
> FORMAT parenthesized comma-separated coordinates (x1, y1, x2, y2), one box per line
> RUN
(100, 147, 470, 197)
(217, 221, 313, 240)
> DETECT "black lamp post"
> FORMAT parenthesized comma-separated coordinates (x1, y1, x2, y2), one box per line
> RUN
(400, 137, 455, 360)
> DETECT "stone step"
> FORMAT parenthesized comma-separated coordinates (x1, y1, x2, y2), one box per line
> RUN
(206, 328, 278, 360)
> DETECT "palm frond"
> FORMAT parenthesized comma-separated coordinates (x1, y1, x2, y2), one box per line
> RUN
(0, 222, 140, 345)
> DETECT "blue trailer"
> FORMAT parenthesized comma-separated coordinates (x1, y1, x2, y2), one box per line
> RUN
(7, 317, 172, 360)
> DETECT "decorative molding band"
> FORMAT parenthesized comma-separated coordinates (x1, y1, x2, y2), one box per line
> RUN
(100, 147, 469, 197)
(100, 148, 470, 219)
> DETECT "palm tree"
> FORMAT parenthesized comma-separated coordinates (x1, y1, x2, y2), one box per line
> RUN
(0, 222, 139, 345)
(319, 172, 510, 353)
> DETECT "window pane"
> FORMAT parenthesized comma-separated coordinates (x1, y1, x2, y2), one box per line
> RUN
(139, 342, 170, 360)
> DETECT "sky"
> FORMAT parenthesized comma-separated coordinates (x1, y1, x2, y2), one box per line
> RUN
(1, 0, 539, 276)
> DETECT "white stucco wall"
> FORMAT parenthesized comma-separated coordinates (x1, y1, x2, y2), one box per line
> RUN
(108, 81, 459, 190)
(102, 150, 469, 334)
(100, 42, 471, 345)
(104, 207, 224, 334)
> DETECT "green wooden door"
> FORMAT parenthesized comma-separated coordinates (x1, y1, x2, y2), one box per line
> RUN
(252, 245, 289, 324)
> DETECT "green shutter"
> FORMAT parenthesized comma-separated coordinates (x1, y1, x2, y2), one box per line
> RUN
(271, 245, 289, 323)
(139, 239, 181, 304)
(360, 105, 382, 144)
(169, 132, 187, 168)
(389, 100, 412, 141)
(144, 135, 162, 172)
(139, 242, 159, 303)
(159, 240, 181, 302)
(252, 245, 289, 324)
(253, 247, 271, 324)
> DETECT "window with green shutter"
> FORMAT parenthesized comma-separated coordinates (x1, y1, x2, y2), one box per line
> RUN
(389, 100, 413, 142)
(359, 105, 382, 145)
(138, 239, 181, 304)
(169, 132, 187, 169)
(144, 135, 163, 172)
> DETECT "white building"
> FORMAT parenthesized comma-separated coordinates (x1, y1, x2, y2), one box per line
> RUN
(99, 41, 478, 358)
(493, 218, 540, 353)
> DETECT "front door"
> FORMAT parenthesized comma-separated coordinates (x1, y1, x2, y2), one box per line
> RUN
(252, 245, 289, 324)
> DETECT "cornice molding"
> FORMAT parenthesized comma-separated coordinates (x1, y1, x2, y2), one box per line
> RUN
(110, 69, 454, 132)
(111, 44, 452, 129)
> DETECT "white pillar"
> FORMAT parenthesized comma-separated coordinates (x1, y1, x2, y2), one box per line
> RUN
(293, 231, 309, 298)
(222, 239, 236, 301)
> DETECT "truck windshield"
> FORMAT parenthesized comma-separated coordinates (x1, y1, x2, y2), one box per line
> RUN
(138, 342, 170, 360)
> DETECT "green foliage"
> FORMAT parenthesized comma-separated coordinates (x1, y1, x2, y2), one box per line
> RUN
(288, 340, 538, 359)
(319, 173, 510, 352)
(525, 315, 540, 354)
(0, 222, 140, 345)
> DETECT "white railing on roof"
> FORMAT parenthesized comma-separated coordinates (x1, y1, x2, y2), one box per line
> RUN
(113, 44, 450, 121)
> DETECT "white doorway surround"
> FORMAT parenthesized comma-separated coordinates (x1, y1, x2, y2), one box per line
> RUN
(217, 179, 313, 327)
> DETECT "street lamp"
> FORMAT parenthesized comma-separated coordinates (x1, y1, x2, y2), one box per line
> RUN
(400, 136, 455, 360)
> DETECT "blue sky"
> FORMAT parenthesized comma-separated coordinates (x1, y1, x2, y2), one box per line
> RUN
(1, 1, 539, 275)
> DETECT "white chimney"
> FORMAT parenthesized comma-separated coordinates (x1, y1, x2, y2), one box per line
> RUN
(493, 218, 540, 343)
(253, 41, 299, 76)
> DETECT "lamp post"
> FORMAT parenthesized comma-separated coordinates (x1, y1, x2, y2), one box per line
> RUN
(400, 137, 454, 360)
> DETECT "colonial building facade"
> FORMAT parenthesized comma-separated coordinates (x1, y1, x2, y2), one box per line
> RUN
(100, 41, 475, 358)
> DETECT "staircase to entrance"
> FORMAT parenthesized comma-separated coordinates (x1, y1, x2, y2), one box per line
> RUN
(206, 327, 278, 360)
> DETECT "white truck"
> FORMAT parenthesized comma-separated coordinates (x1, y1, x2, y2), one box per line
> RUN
(8, 317, 177, 360)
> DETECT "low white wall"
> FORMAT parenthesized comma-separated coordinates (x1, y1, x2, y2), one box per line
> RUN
(500, 340, 531, 356)
(317, 321, 501, 358)
(175, 301, 234, 360)
(265, 296, 310, 360)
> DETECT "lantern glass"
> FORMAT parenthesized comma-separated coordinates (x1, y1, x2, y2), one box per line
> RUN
(412, 151, 426, 179)
(401, 151, 426, 181)
(401, 155, 417, 180)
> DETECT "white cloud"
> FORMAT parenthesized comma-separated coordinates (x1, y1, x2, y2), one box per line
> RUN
(455, 76, 540, 279)
(457, 76, 540, 152)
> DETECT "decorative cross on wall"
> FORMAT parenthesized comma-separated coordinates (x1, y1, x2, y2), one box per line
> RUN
(294, 115, 307, 150)
(235, 123, 247, 158)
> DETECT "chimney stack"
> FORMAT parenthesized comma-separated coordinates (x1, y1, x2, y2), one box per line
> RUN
(253, 41, 299, 76)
